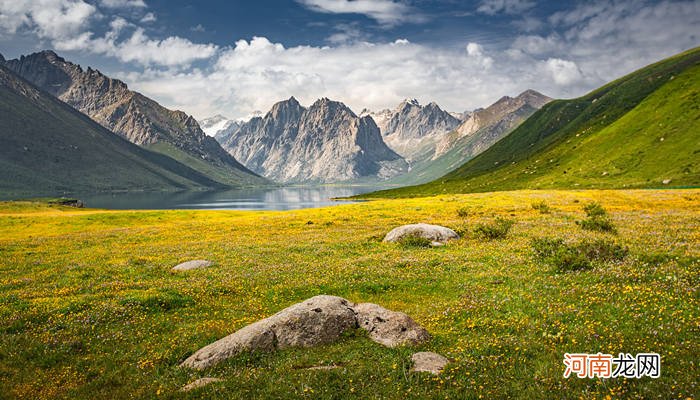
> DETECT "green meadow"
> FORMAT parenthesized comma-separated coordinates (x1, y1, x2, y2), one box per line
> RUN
(0, 189, 697, 399)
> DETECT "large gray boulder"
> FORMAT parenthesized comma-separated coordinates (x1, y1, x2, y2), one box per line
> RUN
(181, 295, 357, 370)
(172, 260, 213, 271)
(354, 303, 431, 347)
(411, 352, 449, 374)
(181, 295, 432, 370)
(383, 223, 459, 244)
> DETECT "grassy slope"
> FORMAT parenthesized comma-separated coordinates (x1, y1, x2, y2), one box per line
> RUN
(0, 190, 697, 399)
(0, 68, 232, 197)
(363, 47, 700, 198)
(147, 142, 267, 188)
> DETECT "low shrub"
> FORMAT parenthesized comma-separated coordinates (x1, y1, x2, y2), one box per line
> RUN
(576, 202, 617, 233)
(532, 237, 628, 273)
(456, 207, 470, 218)
(531, 200, 552, 214)
(474, 217, 515, 240)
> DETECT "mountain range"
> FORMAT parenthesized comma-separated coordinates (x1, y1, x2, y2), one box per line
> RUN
(0, 63, 229, 195)
(361, 46, 700, 198)
(219, 97, 407, 183)
(2, 51, 264, 188)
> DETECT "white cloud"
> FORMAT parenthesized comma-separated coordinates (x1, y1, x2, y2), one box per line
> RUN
(98, 0, 146, 8)
(466, 42, 493, 68)
(524, 0, 700, 82)
(0, 0, 97, 38)
(0, 0, 217, 67)
(139, 12, 156, 23)
(477, 0, 536, 15)
(296, 0, 423, 25)
(123, 37, 558, 120)
(544, 58, 583, 85)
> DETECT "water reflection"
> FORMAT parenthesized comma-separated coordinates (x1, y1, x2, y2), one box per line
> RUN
(76, 185, 388, 210)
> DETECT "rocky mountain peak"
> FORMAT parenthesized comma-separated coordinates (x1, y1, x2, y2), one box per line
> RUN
(3, 50, 262, 186)
(221, 96, 406, 183)
(309, 97, 355, 117)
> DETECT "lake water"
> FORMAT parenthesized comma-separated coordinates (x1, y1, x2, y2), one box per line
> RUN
(75, 185, 390, 210)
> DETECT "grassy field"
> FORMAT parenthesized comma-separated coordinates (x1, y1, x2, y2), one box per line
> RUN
(0, 190, 698, 399)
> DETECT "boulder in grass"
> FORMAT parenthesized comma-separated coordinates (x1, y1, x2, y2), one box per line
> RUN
(411, 352, 449, 374)
(172, 260, 213, 271)
(383, 223, 459, 244)
(354, 303, 431, 347)
(180, 295, 432, 370)
(180, 295, 357, 370)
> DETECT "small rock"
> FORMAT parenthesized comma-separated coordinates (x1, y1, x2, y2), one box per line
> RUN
(383, 223, 459, 244)
(429, 241, 444, 247)
(354, 303, 430, 347)
(305, 365, 341, 371)
(601, 171, 608, 176)
(172, 260, 213, 271)
(181, 377, 222, 392)
(411, 352, 449, 374)
(662, 179, 671, 185)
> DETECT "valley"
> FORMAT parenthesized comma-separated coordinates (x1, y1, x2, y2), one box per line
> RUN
(0, 2, 698, 398)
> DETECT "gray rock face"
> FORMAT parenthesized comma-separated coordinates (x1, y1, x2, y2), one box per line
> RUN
(221, 97, 407, 183)
(434, 89, 552, 158)
(354, 303, 431, 347)
(172, 260, 213, 271)
(181, 295, 357, 370)
(2, 51, 260, 185)
(181, 377, 223, 392)
(361, 99, 461, 164)
(181, 295, 430, 370)
(383, 223, 459, 244)
(411, 352, 449, 374)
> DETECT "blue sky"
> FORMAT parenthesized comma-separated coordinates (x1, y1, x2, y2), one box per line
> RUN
(0, 0, 698, 120)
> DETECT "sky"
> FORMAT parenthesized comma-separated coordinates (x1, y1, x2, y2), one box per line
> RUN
(0, 0, 698, 121)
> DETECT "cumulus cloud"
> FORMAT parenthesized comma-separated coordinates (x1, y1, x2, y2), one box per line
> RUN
(123, 36, 559, 120)
(477, 0, 536, 15)
(0, 0, 216, 67)
(544, 58, 583, 85)
(296, 0, 424, 25)
(0, 0, 97, 38)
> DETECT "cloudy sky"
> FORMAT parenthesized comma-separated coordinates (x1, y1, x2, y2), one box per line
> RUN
(0, 0, 698, 120)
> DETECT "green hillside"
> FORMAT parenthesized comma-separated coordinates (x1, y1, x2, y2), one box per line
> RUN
(0, 65, 229, 197)
(361, 47, 700, 198)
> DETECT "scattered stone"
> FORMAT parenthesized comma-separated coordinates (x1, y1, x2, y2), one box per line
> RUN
(429, 241, 445, 247)
(181, 377, 222, 392)
(354, 303, 430, 347)
(172, 260, 213, 271)
(383, 223, 459, 244)
(181, 295, 431, 370)
(662, 179, 671, 185)
(304, 365, 342, 371)
(411, 352, 449, 375)
(181, 295, 357, 370)
(601, 171, 608, 176)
